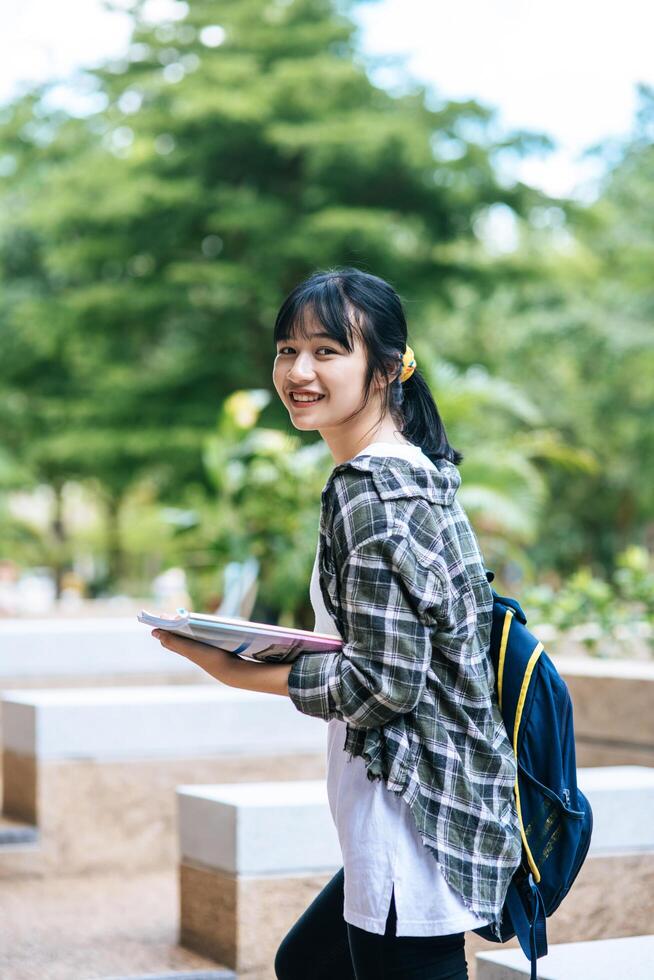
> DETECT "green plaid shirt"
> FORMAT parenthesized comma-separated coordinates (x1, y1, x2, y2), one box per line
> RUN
(287, 451, 522, 933)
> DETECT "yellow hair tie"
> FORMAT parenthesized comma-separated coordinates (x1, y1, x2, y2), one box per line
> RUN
(399, 345, 417, 383)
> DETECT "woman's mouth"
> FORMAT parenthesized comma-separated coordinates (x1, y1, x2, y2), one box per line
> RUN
(289, 392, 325, 407)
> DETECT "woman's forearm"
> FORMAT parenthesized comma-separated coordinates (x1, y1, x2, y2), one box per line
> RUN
(151, 629, 292, 696)
(217, 654, 293, 697)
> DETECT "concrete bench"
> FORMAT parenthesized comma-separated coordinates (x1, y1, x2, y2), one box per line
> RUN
(476, 933, 654, 979)
(0, 686, 327, 878)
(177, 779, 341, 976)
(0, 558, 258, 688)
(177, 767, 654, 979)
(1, 628, 650, 769)
(0, 618, 211, 688)
(556, 656, 654, 767)
(0, 619, 212, 796)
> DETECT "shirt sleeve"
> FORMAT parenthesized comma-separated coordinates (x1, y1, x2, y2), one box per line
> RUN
(287, 531, 446, 729)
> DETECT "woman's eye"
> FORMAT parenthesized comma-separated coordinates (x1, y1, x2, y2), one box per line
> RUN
(277, 347, 336, 355)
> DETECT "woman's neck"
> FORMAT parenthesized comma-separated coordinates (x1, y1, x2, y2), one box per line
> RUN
(320, 418, 412, 466)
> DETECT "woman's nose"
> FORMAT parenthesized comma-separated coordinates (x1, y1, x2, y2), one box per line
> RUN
(287, 353, 316, 380)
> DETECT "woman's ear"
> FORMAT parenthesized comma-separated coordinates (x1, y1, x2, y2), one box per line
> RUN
(372, 364, 395, 393)
(377, 353, 402, 389)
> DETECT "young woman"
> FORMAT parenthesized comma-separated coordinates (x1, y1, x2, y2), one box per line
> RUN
(151, 267, 523, 980)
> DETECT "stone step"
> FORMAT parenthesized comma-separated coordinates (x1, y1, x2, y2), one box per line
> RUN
(476, 933, 654, 979)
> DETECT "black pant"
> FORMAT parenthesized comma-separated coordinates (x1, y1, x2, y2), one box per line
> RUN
(274, 866, 468, 980)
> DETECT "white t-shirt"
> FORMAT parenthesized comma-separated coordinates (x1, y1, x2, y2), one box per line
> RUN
(310, 440, 492, 936)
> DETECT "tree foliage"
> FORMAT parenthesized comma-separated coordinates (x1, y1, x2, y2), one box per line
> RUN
(0, 2, 650, 604)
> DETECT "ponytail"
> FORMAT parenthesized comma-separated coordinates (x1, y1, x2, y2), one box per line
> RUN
(394, 368, 463, 466)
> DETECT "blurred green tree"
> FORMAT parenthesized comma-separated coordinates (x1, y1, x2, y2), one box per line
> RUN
(421, 86, 654, 578)
(0, 0, 551, 589)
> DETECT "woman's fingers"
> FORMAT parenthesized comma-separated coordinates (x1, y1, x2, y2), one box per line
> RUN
(151, 629, 230, 658)
(152, 629, 195, 649)
(151, 629, 196, 656)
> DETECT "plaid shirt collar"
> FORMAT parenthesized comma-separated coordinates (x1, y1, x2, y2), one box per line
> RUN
(322, 450, 462, 505)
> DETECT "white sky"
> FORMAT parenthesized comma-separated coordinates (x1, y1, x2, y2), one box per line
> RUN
(1, 0, 653, 200)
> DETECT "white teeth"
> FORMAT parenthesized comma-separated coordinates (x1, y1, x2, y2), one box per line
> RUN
(291, 393, 324, 402)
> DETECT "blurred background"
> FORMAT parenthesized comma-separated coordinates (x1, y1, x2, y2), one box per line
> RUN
(1, 0, 652, 656)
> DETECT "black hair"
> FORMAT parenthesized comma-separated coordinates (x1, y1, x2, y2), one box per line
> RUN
(273, 266, 463, 466)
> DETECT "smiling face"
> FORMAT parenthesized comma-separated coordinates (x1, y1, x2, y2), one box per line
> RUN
(272, 305, 378, 436)
(271, 270, 419, 464)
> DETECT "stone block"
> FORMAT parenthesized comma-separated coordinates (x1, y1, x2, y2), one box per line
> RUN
(556, 657, 654, 767)
(176, 771, 654, 980)
(0, 618, 207, 681)
(0, 687, 327, 877)
(476, 933, 654, 979)
(177, 779, 341, 977)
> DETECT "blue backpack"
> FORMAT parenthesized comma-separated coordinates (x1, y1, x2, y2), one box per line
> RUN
(472, 572, 594, 979)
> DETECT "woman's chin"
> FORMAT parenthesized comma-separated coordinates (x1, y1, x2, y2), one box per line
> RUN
(290, 416, 321, 429)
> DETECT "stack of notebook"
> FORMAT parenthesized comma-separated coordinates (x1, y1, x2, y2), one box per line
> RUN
(138, 609, 342, 663)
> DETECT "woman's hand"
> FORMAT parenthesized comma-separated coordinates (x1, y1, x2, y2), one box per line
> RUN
(151, 628, 231, 660)
(151, 628, 239, 689)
